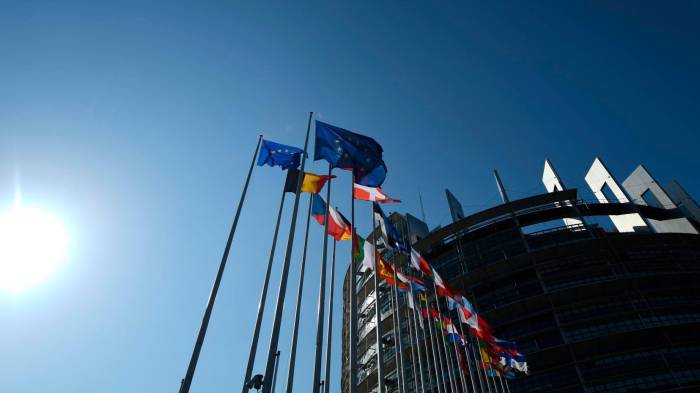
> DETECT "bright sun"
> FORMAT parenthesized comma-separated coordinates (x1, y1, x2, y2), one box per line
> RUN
(0, 204, 68, 293)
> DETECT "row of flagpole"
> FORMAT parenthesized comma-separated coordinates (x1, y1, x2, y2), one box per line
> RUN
(178, 112, 526, 393)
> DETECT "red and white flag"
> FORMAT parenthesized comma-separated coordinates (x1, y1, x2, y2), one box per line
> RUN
(353, 183, 401, 203)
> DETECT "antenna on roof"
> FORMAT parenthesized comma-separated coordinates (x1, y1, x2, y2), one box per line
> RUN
(418, 190, 428, 225)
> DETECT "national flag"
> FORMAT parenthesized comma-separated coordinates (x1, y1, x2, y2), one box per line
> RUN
(407, 292, 424, 329)
(423, 307, 440, 322)
(311, 195, 351, 240)
(396, 271, 424, 292)
(493, 338, 518, 355)
(406, 289, 416, 310)
(377, 258, 401, 288)
(284, 169, 335, 194)
(479, 340, 494, 368)
(458, 296, 476, 317)
(476, 317, 494, 335)
(498, 351, 526, 373)
(446, 295, 461, 311)
(449, 294, 477, 326)
(418, 292, 427, 303)
(458, 307, 479, 330)
(314, 120, 387, 187)
(353, 183, 400, 203)
(378, 260, 409, 291)
(432, 268, 453, 297)
(373, 203, 407, 252)
(353, 234, 376, 273)
(498, 354, 512, 370)
(471, 325, 495, 344)
(511, 358, 529, 374)
(407, 276, 427, 293)
(395, 271, 412, 292)
(443, 318, 464, 345)
(447, 332, 465, 346)
(257, 139, 304, 170)
(391, 268, 411, 292)
(409, 247, 433, 277)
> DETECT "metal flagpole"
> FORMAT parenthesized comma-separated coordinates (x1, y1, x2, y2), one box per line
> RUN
(284, 193, 314, 392)
(349, 176, 358, 393)
(388, 278, 402, 391)
(271, 351, 281, 393)
(389, 274, 403, 392)
(397, 221, 422, 393)
(475, 338, 495, 393)
(322, 239, 337, 392)
(440, 307, 467, 392)
(451, 240, 478, 393)
(470, 334, 490, 393)
(371, 212, 386, 393)
(431, 293, 454, 392)
(404, 290, 421, 393)
(409, 293, 428, 393)
(497, 373, 506, 393)
(262, 113, 313, 393)
(456, 322, 478, 393)
(311, 164, 333, 393)
(392, 272, 408, 393)
(446, 323, 466, 393)
(435, 297, 458, 393)
(179, 134, 262, 393)
(242, 184, 287, 392)
(452, 337, 468, 393)
(423, 295, 444, 393)
(416, 297, 435, 393)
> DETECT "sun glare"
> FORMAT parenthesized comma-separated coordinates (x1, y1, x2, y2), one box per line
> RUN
(0, 205, 68, 293)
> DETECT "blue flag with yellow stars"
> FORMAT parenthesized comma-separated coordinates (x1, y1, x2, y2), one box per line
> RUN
(257, 139, 304, 170)
(313, 120, 387, 187)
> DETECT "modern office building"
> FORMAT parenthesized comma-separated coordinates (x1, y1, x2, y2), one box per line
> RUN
(341, 158, 700, 393)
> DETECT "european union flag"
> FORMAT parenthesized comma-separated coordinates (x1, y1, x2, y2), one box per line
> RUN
(257, 139, 304, 170)
(314, 121, 387, 187)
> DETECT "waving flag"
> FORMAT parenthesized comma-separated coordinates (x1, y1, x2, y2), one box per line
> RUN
(448, 295, 475, 318)
(353, 183, 400, 203)
(410, 248, 433, 277)
(408, 276, 427, 293)
(314, 121, 387, 186)
(394, 271, 413, 292)
(373, 203, 407, 252)
(353, 234, 375, 273)
(284, 169, 335, 194)
(406, 292, 424, 329)
(494, 338, 518, 355)
(377, 258, 404, 289)
(511, 357, 529, 374)
(444, 318, 465, 346)
(458, 306, 481, 333)
(311, 195, 351, 240)
(395, 271, 426, 292)
(432, 268, 453, 297)
(257, 139, 304, 170)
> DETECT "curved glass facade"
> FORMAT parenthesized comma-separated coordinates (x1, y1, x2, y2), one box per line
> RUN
(342, 191, 700, 393)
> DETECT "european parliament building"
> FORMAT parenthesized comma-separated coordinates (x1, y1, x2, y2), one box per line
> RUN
(341, 158, 700, 393)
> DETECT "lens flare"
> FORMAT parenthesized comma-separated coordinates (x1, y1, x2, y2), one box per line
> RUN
(0, 205, 68, 293)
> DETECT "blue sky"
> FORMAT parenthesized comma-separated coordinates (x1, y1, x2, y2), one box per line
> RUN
(1, 1, 699, 392)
